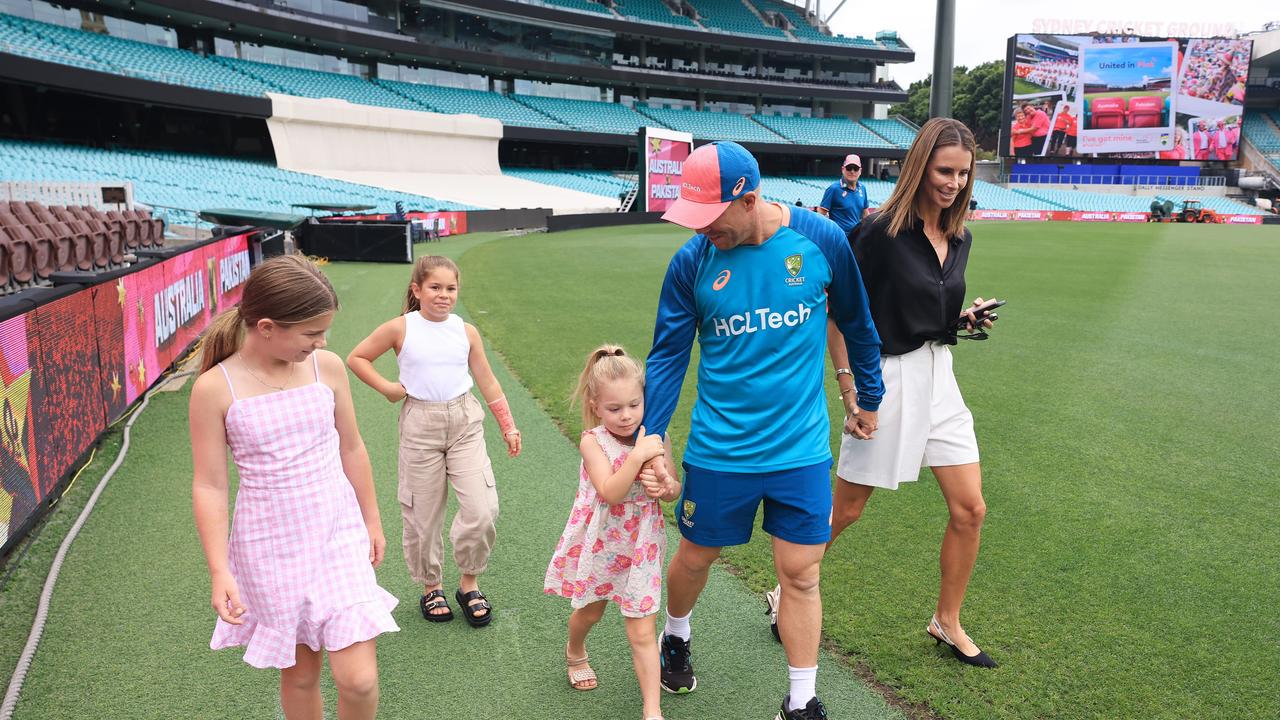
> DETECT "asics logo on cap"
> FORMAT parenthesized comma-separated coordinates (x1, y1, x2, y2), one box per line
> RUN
(732, 177, 746, 195)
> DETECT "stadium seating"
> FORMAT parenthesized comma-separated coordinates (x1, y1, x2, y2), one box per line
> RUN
(1241, 113, 1280, 167)
(1087, 97, 1127, 130)
(0, 199, 145, 283)
(1151, 195, 1266, 216)
(0, 11, 915, 145)
(1, 14, 274, 96)
(377, 81, 567, 129)
(536, 0, 613, 15)
(613, 0, 700, 27)
(0, 140, 472, 230)
(213, 57, 422, 110)
(0, 14, 115, 73)
(685, 0, 787, 38)
(512, 95, 657, 134)
(752, 114, 895, 148)
(1127, 95, 1165, 129)
(634, 105, 788, 143)
(859, 118, 919, 149)
(503, 169, 635, 198)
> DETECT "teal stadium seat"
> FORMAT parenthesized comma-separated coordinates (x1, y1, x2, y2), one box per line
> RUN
(1, 14, 272, 95)
(634, 105, 788, 144)
(859, 118, 919, 149)
(1242, 113, 1280, 173)
(536, 0, 613, 14)
(0, 139, 473, 229)
(613, 0, 700, 27)
(512, 95, 661, 134)
(685, 0, 787, 38)
(503, 169, 635, 198)
(376, 81, 567, 129)
(752, 115, 895, 148)
(213, 57, 423, 110)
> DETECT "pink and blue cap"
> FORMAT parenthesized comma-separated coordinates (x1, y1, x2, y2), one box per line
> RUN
(661, 141, 761, 230)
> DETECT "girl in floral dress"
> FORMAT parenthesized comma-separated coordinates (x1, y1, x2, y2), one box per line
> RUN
(544, 345, 680, 720)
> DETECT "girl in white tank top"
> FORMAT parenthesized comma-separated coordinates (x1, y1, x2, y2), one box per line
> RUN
(347, 256, 522, 627)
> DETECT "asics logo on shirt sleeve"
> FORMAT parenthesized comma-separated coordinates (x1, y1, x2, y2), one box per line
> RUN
(712, 269, 731, 291)
(711, 303, 812, 337)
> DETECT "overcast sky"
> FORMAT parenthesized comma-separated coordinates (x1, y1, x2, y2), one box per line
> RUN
(822, 1, 1277, 84)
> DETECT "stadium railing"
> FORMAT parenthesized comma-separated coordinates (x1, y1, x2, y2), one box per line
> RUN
(1004, 174, 1226, 188)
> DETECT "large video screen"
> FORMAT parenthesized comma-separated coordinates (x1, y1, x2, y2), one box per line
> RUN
(640, 127, 693, 213)
(1003, 34, 1252, 160)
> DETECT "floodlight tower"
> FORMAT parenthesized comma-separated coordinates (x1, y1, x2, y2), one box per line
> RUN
(930, 0, 954, 118)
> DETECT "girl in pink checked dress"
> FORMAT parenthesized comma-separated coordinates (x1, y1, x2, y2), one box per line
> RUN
(190, 255, 398, 720)
(544, 345, 680, 720)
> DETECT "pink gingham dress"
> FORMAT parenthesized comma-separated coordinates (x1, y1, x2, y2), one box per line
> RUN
(543, 426, 665, 618)
(210, 353, 399, 669)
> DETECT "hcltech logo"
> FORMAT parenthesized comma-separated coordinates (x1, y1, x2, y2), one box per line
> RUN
(710, 303, 812, 337)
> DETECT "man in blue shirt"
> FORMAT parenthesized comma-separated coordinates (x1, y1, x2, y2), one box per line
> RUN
(819, 153, 870, 240)
(644, 141, 884, 720)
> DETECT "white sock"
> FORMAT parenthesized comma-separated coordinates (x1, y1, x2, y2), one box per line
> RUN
(664, 610, 691, 641)
(787, 665, 817, 711)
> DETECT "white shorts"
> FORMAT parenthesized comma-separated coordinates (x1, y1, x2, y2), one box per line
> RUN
(837, 342, 979, 490)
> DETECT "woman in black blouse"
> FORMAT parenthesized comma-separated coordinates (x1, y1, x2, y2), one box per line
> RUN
(822, 118, 998, 668)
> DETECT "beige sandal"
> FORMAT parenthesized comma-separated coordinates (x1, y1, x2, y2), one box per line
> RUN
(566, 646, 598, 691)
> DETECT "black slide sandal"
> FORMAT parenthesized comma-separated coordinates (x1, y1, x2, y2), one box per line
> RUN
(420, 589, 454, 622)
(455, 588, 493, 627)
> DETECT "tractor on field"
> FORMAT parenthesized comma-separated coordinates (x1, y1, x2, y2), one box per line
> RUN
(1176, 200, 1220, 224)
(1148, 199, 1220, 223)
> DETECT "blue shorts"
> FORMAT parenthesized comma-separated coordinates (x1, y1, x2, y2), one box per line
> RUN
(676, 460, 832, 547)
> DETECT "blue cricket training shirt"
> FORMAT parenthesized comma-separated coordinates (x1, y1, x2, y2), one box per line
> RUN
(643, 206, 883, 474)
(820, 181, 869, 234)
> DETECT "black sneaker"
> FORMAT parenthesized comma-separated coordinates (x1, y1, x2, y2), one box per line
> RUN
(776, 695, 828, 720)
(659, 634, 697, 693)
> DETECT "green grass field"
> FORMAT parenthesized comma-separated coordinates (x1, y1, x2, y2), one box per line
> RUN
(1013, 78, 1058, 96)
(0, 232, 898, 720)
(461, 221, 1280, 720)
(1, 222, 1276, 719)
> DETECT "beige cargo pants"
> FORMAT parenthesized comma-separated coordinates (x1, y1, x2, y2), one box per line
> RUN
(397, 392, 498, 587)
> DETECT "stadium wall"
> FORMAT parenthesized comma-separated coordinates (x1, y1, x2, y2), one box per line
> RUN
(0, 232, 253, 555)
(547, 211, 665, 233)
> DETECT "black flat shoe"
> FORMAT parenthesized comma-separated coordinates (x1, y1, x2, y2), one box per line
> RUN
(927, 615, 997, 668)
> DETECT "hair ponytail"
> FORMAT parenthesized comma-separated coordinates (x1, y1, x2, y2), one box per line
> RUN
(570, 344, 644, 430)
(199, 307, 245, 374)
(198, 254, 338, 374)
(404, 255, 461, 314)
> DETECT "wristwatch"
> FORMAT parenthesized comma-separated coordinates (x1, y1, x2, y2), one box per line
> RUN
(834, 368, 853, 380)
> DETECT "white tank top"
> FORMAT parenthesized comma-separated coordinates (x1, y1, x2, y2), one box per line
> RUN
(398, 311, 473, 401)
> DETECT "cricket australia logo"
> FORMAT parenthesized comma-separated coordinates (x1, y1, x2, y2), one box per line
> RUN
(682, 499, 695, 528)
(784, 254, 805, 286)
